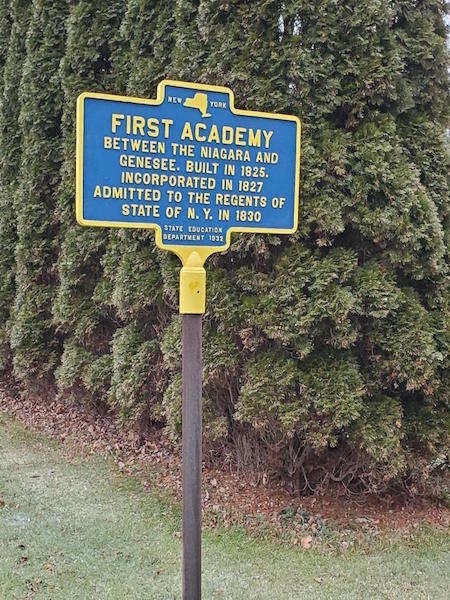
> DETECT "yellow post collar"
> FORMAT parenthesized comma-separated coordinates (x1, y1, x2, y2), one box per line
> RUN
(179, 250, 206, 314)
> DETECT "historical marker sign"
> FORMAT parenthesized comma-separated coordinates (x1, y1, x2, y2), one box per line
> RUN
(76, 80, 301, 600)
(76, 80, 301, 257)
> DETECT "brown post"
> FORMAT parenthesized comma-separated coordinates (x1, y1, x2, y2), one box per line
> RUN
(182, 314, 202, 600)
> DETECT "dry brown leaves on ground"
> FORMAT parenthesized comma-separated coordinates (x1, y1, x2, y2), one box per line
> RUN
(0, 377, 448, 541)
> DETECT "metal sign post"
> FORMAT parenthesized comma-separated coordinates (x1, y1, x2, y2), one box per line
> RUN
(76, 79, 301, 599)
(182, 314, 202, 599)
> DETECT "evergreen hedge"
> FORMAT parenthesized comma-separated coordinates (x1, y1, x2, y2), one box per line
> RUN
(0, 0, 448, 494)
(53, 0, 127, 404)
(0, 0, 31, 372)
(10, 0, 68, 390)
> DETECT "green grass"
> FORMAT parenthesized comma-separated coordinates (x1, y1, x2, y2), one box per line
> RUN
(0, 414, 449, 599)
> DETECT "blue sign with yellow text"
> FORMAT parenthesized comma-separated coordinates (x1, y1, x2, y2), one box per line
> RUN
(76, 80, 301, 262)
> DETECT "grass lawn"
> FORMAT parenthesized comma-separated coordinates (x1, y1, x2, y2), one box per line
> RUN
(0, 413, 449, 600)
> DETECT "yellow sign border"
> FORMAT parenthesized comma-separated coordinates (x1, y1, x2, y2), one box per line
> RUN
(76, 79, 301, 268)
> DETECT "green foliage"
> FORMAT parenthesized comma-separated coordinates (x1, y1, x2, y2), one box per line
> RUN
(0, 0, 31, 371)
(123, 0, 176, 96)
(161, 317, 236, 440)
(56, 339, 112, 404)
(54, 228, 109, 342)
(0, 0, 448, 494)
(109, 324, 162, 424)
(55, 340, 93, 399)
(104, 232, 165, 322)
(0, 1, 11, 85)
(236, 349, 364, 450)
(349, 395, 406, 484)
(236, 351, 301, 437)
(9, 0, 67, 388)
(53, 0, 128, 405)
(197, 0, 286, 109)
(56, 0, 128, 229)
(366, 289, 442, 394)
